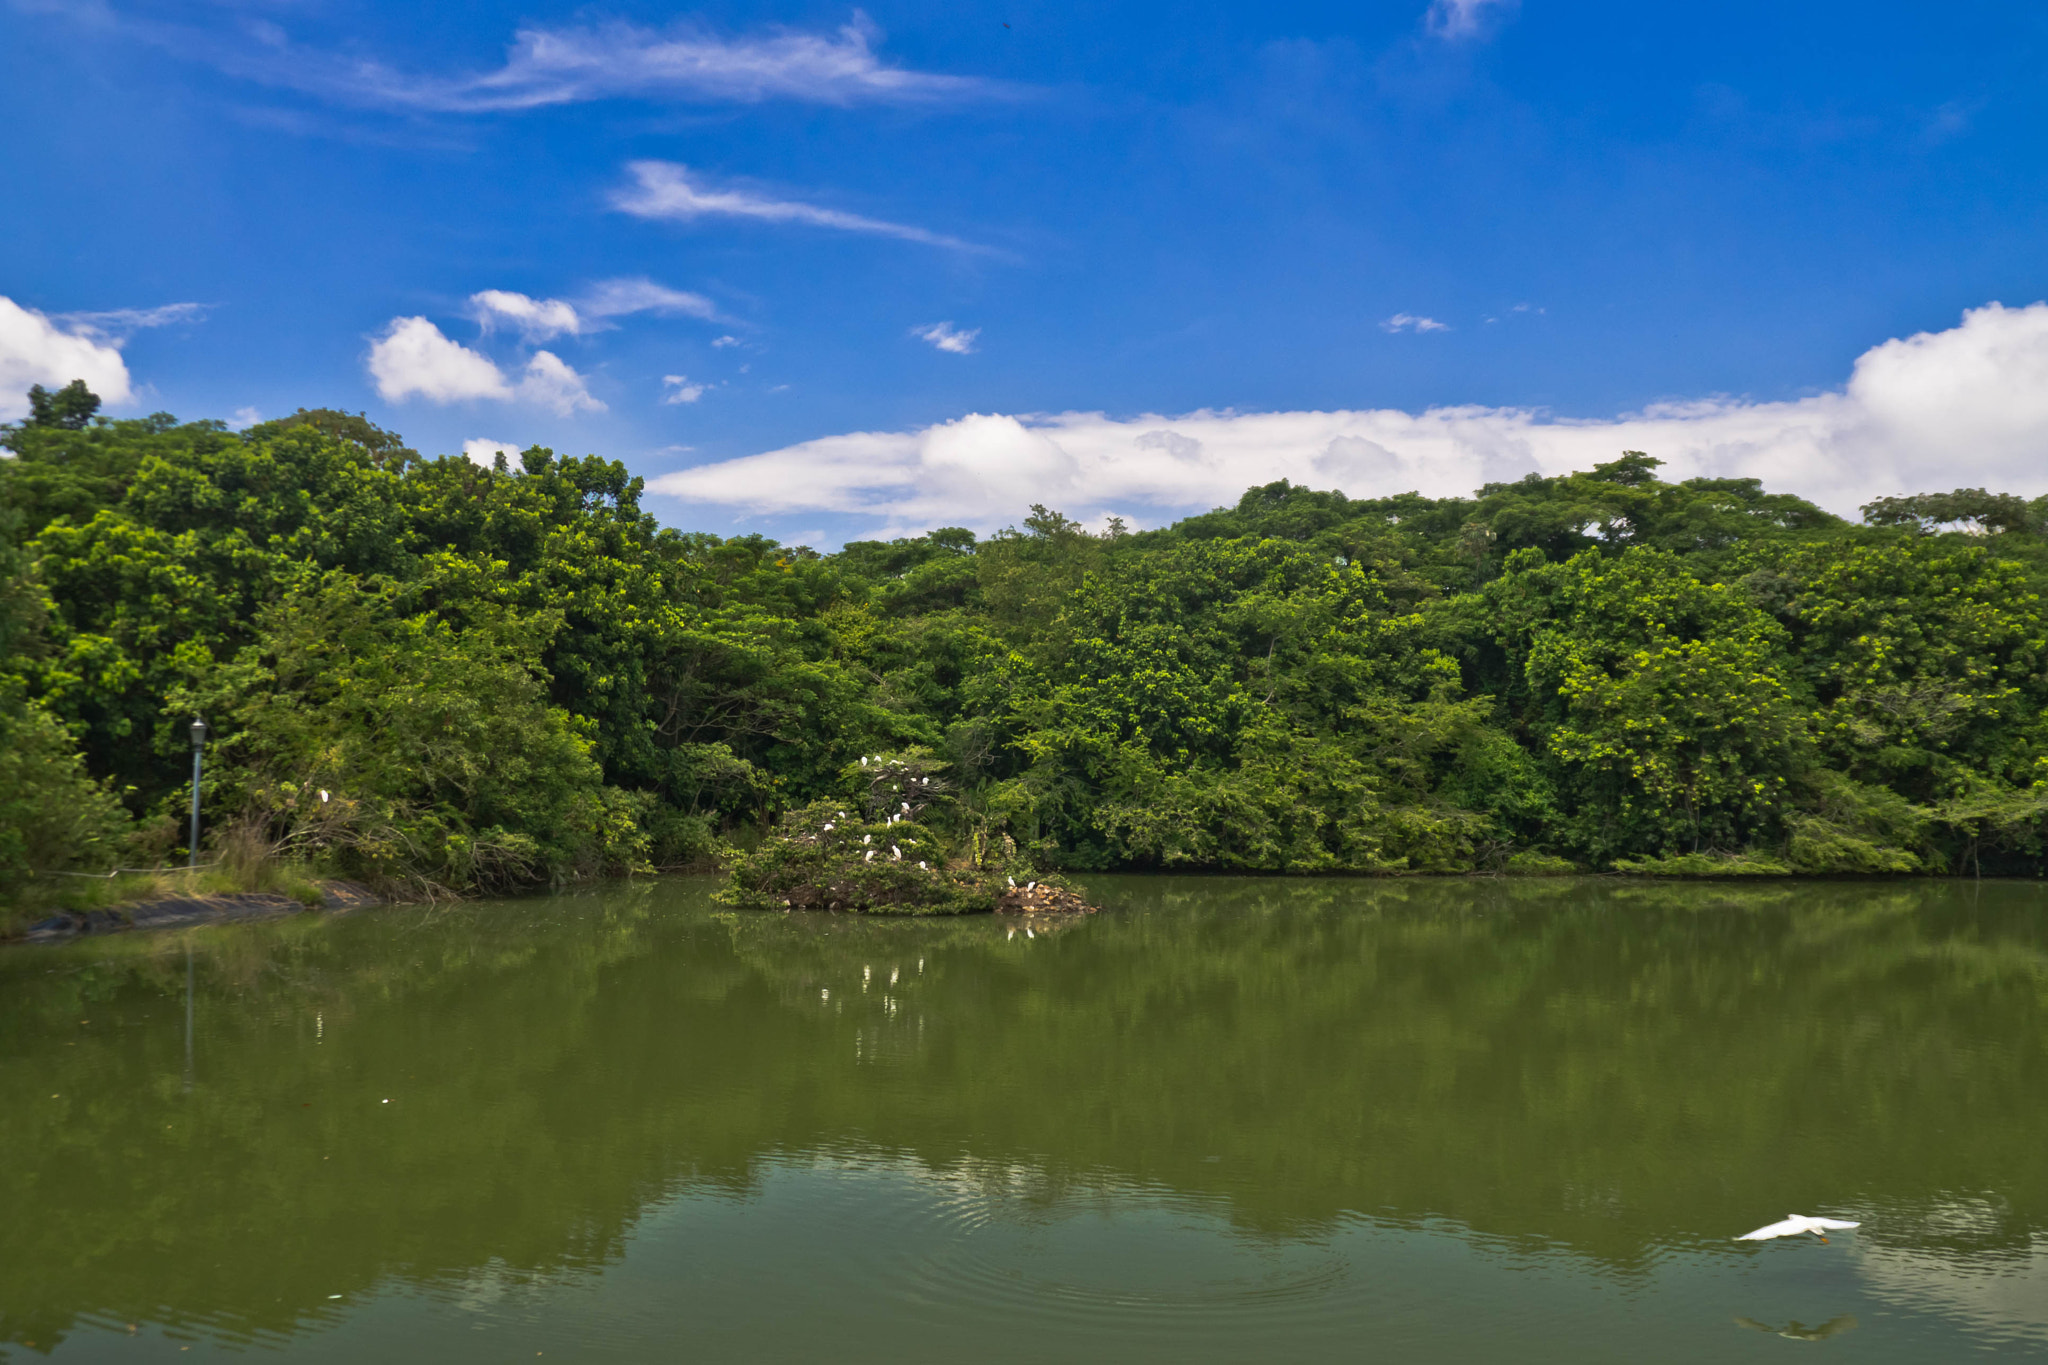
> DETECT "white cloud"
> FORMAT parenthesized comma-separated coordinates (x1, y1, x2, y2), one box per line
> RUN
(366, 318, 603, 414)
(648, 301, 2048, 531)
(913, 321, 980, 354)
(712, 335, 741, 349)
(367, 316, 512, 403)
(612, 160, 986, 253)
(312, 13, 997, 112)
(517, 351, 605, 415)
(581, 277, 718, 323)
(471, 290, 585, 342)
(230, 406, 262, 429)
(50, 301, 210, 341)
(1383, 312, 1450, 333)
(0, 295, 135, 420)
(1427, 0, 1517, 39)
(470, 278, 719, 343)
(662, 374, 708, 405)
(463, 438, 522, 467)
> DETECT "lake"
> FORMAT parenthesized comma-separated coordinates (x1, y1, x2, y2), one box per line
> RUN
(3, 875, 2046, 1361)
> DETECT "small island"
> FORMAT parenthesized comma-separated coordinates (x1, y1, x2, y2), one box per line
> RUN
(720, 751, 1094, 915)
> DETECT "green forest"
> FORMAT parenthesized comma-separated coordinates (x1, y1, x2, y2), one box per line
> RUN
(6, 378, 2048, 917)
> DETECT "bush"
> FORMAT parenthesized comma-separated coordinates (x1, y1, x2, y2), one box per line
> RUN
(0, 690, 132, 908)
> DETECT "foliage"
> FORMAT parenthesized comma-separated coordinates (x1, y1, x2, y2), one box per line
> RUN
(0, 688, 132, 911)
(11, 376, 2048, 904)
(719, 751, 1056, 914)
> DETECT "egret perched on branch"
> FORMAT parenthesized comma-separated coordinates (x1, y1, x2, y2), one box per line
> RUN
(1735, 1215, 1860, 1244)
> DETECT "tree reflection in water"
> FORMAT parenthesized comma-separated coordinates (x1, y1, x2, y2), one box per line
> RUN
(2, 875, 2045, 1354)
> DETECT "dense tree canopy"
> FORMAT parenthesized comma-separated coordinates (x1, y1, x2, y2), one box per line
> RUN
(7, 387, 2048, 901)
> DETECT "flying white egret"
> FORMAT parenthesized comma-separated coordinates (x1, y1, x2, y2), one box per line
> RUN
(1735, 1215, 1860, 1244)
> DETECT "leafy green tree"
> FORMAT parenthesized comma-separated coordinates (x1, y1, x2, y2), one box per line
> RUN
(181, 571, 646, 893)
(23, 379, 100, 430)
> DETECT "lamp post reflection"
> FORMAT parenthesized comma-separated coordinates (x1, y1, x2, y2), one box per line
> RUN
(183, 939, 194, 1094)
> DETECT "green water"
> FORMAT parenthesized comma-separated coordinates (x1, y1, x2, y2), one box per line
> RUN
(4, 876, 2047, 1361)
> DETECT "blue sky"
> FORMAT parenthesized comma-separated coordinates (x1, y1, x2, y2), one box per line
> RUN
(5, 0, 2047, 544)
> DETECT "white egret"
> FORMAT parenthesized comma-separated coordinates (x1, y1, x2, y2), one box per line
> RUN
(1735, 1215, 1860, 1244)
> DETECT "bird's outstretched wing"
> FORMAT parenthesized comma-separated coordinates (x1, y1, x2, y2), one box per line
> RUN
(1735, 1217, 1805, 1241)
(1809, 1218, 1860, 1231)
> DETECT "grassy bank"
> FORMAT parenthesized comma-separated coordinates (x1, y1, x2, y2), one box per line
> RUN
(2, 851, 331, 940)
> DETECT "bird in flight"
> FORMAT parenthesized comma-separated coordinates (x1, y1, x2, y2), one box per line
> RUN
(1735, 1215, 1861, 1244)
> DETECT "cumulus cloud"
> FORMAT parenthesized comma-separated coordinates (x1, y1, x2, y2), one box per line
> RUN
(367, 316, 513, 403)
(366, 317, 603, 413)
(612, 160, 986, 253)
(463, 438, 522, 467)
(299, 13, 998, 112)
(913, 321, 980, 354)
(517, 351, 605, 415)
(0, 295, 136, 420)
(1427, 0, 1518, 39)
(1383, 312, 1450, 333)
(649, 302, 2048, 531)
(662, 375, 708, 405)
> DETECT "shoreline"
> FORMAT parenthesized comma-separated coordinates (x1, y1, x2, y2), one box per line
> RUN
(12, 880, 382, 945)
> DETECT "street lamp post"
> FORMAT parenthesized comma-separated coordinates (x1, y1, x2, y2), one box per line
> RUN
(188, 716, 208, 869)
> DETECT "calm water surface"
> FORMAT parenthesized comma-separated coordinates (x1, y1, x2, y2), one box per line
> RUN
(3, 876, 2047, 1361)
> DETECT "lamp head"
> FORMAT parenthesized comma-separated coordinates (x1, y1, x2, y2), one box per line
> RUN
(189, 716, 208, 749)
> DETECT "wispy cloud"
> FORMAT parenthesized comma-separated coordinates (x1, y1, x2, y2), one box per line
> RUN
(912, 321, 980, 354)
(1426, 0, 1518, 39)
(365, 316, 604, 414)
(648, 302, 2048, 532)
(1383, 312, 1450, 333)
(339, 12, 997, 112)
(0, 295, 139, 420)
(50, 300, 210, 341)
(48, 7, 1005, 115)
(611, 160, 989, 254)
(582, 277, 720, 323)
(470, 279, 720, 343)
